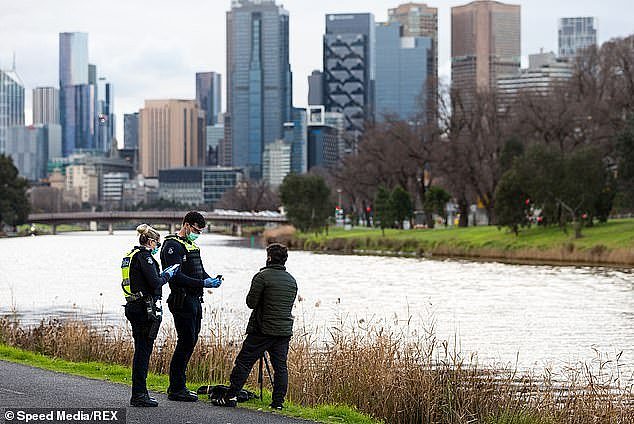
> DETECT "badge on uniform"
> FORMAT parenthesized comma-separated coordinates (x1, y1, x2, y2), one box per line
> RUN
(147, 257, 153, 264)
(168, 247, 174, 254)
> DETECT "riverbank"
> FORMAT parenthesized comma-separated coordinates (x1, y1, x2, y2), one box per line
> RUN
(1, 317, 632, 424)
(274, 219, 634, 267)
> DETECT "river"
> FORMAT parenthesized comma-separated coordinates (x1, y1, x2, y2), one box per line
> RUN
(1, 231, 633, 378)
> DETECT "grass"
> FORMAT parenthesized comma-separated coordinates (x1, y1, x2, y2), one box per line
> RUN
(1, 317, 632, 424)
(0, 343, 377, 424)
(277, 219, 634, 266)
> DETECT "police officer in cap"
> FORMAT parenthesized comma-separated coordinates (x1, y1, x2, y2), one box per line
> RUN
(160, 211, 223, 402)
(122, 224, 180, 407)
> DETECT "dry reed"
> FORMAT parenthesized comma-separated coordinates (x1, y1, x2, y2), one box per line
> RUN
(1, 315, 632, 424)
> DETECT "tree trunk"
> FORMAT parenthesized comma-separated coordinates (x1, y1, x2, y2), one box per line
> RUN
(458, 197, 469, 227)
(573, 219, 583, 239)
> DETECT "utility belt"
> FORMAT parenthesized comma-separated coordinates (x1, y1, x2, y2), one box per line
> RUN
(168, 287, 203, 310)
(128, 295, 163, 339)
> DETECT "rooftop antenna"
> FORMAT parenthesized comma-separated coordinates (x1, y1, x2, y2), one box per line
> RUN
(12, 51, 16, 70)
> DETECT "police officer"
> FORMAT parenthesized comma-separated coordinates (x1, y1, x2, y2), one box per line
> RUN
(160, 211, 223, 402)
(122, 224, 180, 407)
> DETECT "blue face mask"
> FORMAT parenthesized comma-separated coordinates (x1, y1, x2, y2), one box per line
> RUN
(187, 233, 199, 242)
(151, 247, 159, 255)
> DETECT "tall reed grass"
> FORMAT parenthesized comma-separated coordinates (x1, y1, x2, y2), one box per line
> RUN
(1, 315, 632, 424)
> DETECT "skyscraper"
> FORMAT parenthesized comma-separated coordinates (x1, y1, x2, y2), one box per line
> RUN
(196, 72, 222, 126)
(308, 70, 324, 106)
(451, 1, 521, 103)
(138, 100, 205, 178)
(375, 21, 432, 121)
(284, 107, 307, 174)
(33, 87, 59, 125)
(324, 13, 375, 146)
(59, 32, 93, 156)
(559, 17, 598, 59)
(0, 67, 25, 154)
(226, 0, 292, 180)
(388, 3, 438, 121)
(96, 80, 115, 154)
(123, 112, 139, 149)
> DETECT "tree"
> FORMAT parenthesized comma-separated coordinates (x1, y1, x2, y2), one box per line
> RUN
(615, 115, 634, 211)
(216, 180, 280, 211)
(423, 186, 452, 228)
(391, 186, 413, 229)
(494, 169, 531, 236)
(0, 155, 30, 229)
(373, 186, 393, 236)
(279, 174, 332, 234)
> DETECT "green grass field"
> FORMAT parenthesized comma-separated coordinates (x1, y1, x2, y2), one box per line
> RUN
(294, 219, 634, 265)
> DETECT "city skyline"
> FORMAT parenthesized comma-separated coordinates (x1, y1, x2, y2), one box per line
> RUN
(0, 0, 631, 143)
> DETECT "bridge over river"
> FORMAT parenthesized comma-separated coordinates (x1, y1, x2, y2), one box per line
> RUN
(27, 210, 288, 235)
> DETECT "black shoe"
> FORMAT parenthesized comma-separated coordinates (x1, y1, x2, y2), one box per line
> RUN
(130, 394, 158, 407)
(167, 389, 198, 402)
(212, 393, 237, 408)
(269, 402, 283, 410)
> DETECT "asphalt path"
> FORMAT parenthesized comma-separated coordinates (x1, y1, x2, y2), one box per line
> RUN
(0, 360, 313, 424)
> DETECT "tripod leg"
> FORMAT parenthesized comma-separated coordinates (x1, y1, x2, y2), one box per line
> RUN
(263, 352, 274, 387)
(258, 356, 263, 401)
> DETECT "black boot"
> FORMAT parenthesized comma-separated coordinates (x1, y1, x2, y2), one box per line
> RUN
(167, 388, 198, 402)
(130, 393, 158, 407)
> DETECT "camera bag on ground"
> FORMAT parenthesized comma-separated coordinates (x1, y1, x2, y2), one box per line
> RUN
(196, 384, 256, 403)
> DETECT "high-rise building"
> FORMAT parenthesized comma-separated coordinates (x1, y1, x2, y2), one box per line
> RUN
(324, 13, 375, 145)
(0, 67, 25, 154)
(59, 32, 93, 156)
(138, 99, 205, 178)
(226, 0, 292, 180)
(262, 139, 291, 188)
(6, 126, 48, 181)
(196, 72, 222, 126)
(207, 124, 225, 166)
(123, 112, 139, 149)
(284, 107, 307, 174)
(559, 17, 598, 59)
(451, 1, 521, 104)
(96, 80, 115, 154)
(307, 106, 340, 171)
(33, 87, 59, 125)
(388, 3, 438, 121)
(308, 70, 324, 106)
(158, 167, 243, 206)
(375, 21, 433, 121)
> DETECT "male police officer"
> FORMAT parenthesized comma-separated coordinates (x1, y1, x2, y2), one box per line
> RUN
(160, 211, 223, 402)
(214, 243, 297, 410)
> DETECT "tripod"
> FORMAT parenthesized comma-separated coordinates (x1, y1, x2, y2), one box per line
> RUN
(257, 352, 274, 401)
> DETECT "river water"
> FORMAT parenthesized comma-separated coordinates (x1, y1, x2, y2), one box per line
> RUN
(1, 231, 633, 378)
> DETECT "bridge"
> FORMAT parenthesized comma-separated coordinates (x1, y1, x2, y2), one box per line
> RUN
(27, 210, 288, 235)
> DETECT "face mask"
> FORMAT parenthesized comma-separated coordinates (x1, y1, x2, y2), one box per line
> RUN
(187, 232, 199, 242)
(151, 247, 159, 255)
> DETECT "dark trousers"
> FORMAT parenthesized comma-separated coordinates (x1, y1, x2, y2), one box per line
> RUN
(168, 295, 202, 393)
(125, 302, 158, 398)
(228, 333, 291, 405)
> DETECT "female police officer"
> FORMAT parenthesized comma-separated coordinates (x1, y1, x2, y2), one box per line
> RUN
(122, 224, 179, 407)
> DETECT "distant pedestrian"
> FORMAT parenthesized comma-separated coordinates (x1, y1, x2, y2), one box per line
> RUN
(160, 211, 223, 402)
(122, 224, 179, 407)
(214, 243, 297, 410)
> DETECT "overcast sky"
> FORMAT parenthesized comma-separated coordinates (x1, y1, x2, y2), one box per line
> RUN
(0, 0, 631, 142)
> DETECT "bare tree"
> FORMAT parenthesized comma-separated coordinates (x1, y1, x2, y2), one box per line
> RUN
(216, 180, 280, 212)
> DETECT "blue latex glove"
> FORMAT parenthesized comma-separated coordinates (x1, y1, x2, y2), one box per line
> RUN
(161, 264, 180, 282)
(203, 276, 223, 288)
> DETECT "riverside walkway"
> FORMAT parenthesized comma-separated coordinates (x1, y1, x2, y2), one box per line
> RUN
(0, 361, 310, 424)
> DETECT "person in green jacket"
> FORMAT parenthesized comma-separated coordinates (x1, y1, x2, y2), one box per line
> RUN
(214, 243, 297, 409)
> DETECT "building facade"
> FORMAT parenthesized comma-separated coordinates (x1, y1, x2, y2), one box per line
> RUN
(138, 99, 205, 178)
(123, 112, 139, 149)
(59, 32, 93, 156)
(158, 167, 243, 206)
(207, 124, 225, 166)
(388, 3, 438, 122)
(6, 126, 48, 181)
(558, 17, 598, 59)
(451, 1, 521, 104)
(307, 106, 340, 171)
(0, 68, 25, 154)
(33, 87, 59, 125)
(375, 21, 432, 121)
(196, 72, 222, 126)
(102, 172, 130, 205)
(308, 70, 324, 106)
(226, 0, 292, 179)
(262, 139, 291, 188)
(284, 107, 307, 174)
(324, 13, 375, 145)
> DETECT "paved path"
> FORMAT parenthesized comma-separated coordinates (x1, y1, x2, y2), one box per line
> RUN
(0, 360, 312, 424)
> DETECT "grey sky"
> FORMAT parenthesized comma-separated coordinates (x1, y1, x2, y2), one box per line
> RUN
(0, 0, 631, 142)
